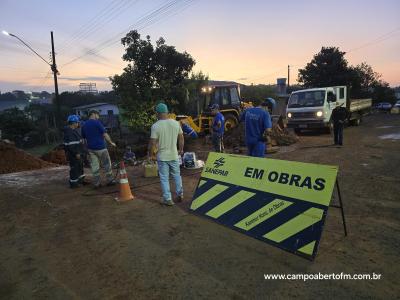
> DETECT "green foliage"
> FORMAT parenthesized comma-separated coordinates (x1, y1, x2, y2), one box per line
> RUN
(298, 47, 353, 87)
(184, 71, 209, 115)
(298, 47, 395, 103)
(59, 91, 120, 108)
(241, 84, 277, 102)
(371, 81, 396, 104)
(0, 92, 17, 102)
(0, 108, 34, 140)
(110, 30, 195, 131)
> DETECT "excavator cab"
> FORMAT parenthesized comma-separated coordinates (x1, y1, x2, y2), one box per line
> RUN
(200, 81, 242, 131)
(175, 81, 243, 135)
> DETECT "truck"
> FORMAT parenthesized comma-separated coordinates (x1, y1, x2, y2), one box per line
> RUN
(286, 86, 372, 133)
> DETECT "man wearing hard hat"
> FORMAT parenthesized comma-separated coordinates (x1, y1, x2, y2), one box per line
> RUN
(63, 115, 86, 188)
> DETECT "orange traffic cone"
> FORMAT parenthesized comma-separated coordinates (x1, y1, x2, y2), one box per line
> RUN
(115, 161, 134, 202)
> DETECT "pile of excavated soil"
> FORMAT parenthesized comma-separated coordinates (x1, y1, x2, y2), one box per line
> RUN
(0, 141, 56, 174)
(41, 146, 68, 165)
(269, 125, 299, 146)
(224, 123, 299, 148)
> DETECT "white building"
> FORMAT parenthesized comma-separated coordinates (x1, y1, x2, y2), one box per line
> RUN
(74, 103, 119, 117)
(73, 103, 120, 129)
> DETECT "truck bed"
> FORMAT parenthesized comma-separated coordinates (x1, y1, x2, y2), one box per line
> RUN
(349, 98, 372, 112)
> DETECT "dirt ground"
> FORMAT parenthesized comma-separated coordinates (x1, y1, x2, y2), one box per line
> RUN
(0, 113, 399, 299)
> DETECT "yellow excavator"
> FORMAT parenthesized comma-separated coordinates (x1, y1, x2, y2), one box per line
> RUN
(174, 81, 249, 134)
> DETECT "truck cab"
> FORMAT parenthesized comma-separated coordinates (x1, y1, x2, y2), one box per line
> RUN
(286, 86, 347, 133)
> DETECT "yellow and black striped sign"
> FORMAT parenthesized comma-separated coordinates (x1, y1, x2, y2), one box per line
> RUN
(190, 152, 338, 260)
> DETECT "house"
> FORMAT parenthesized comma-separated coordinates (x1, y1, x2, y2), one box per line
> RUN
(74, 102, 119, 117)
(73, 103, 120, 129)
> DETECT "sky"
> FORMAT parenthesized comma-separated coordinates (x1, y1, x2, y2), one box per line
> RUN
(0, 0, 399, 92)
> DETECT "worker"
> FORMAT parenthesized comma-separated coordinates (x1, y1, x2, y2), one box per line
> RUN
(81, 109, 117, 188)
(77, 118, 90, 168)
(240, 98, 272, 157)
(210, 104, 225, 152)
(63, 115, 86, 188)
(332, 102, 348, 146)
(262, 97, 276, 115)
(148, 103, 184, 206)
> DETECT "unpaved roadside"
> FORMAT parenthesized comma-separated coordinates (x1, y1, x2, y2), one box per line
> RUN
(0, 113, 399, 299)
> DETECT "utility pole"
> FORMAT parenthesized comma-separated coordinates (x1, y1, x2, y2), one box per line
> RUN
(50, 31, 61, 127)
(287, 65, 290, 88)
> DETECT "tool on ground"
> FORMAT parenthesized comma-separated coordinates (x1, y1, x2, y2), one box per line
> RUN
(183, 152, 204, 169)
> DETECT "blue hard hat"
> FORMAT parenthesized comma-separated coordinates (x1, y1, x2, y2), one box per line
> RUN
(67, 114, 80, 123)
(262, 98, 276, 110)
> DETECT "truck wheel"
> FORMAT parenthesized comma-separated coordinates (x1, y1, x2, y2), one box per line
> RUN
(224, 113, 238, 131)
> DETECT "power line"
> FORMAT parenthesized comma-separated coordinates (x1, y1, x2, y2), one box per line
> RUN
(347, 26, 400, 53)
(57, 0, 125, 52)
(36, 71, 53, 91)
(64, 0, 183, 62)
(241, 26, 400, 83)
(61, 0, 195, 69)
(58, 0, 141, 55)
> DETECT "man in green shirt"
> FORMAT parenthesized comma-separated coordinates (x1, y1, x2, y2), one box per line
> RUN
(148, 103, 184, 206)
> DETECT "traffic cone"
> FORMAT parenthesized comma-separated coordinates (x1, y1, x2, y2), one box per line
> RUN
(115, 161, 134, 202)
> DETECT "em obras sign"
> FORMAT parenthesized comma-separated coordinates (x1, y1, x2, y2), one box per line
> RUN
(190, 152, 338, 260)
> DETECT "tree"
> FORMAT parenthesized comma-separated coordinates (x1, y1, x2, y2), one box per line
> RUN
(241, 84, 277, 102)
(298, 47, 353, 87)
(371, 81, 396, 104)
(0, 92, 17, 102)
(350, 62, 381, 98)
(0, 108, 34, 141)
(110, 30, 195, 130)
(184, 71, 209, 115)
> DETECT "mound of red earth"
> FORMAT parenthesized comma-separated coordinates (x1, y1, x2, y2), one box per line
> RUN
(41, 145, 68, 165)
(0, 141, 56, 174)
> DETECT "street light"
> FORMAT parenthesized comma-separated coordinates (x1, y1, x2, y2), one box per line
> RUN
(2, 29, 61, 128)
(2, 30, 52, 67)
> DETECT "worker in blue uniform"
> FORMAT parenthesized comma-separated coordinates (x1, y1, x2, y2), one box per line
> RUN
(210, 104, 225, 152)
(240, 98, 272, 157)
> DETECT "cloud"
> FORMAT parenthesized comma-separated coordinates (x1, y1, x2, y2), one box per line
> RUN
(59, 76, 111, 82)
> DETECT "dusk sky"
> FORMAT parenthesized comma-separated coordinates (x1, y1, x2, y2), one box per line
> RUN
(0, 0, 399, 92)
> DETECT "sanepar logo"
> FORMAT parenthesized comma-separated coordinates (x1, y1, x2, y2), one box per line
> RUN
(213, 157, 225, 168)
(206, 157, 229, 176)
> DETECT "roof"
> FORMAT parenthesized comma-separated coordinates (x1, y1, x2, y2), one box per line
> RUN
(73, 103, 116, 109)
(206, 80, 239, 87)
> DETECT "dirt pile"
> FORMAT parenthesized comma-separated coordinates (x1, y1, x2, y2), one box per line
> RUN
(224, 121, 299, 148)
(269, 125, 299, 146)
(41, 146, 68, 165)
(0, 141, 56, 174)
